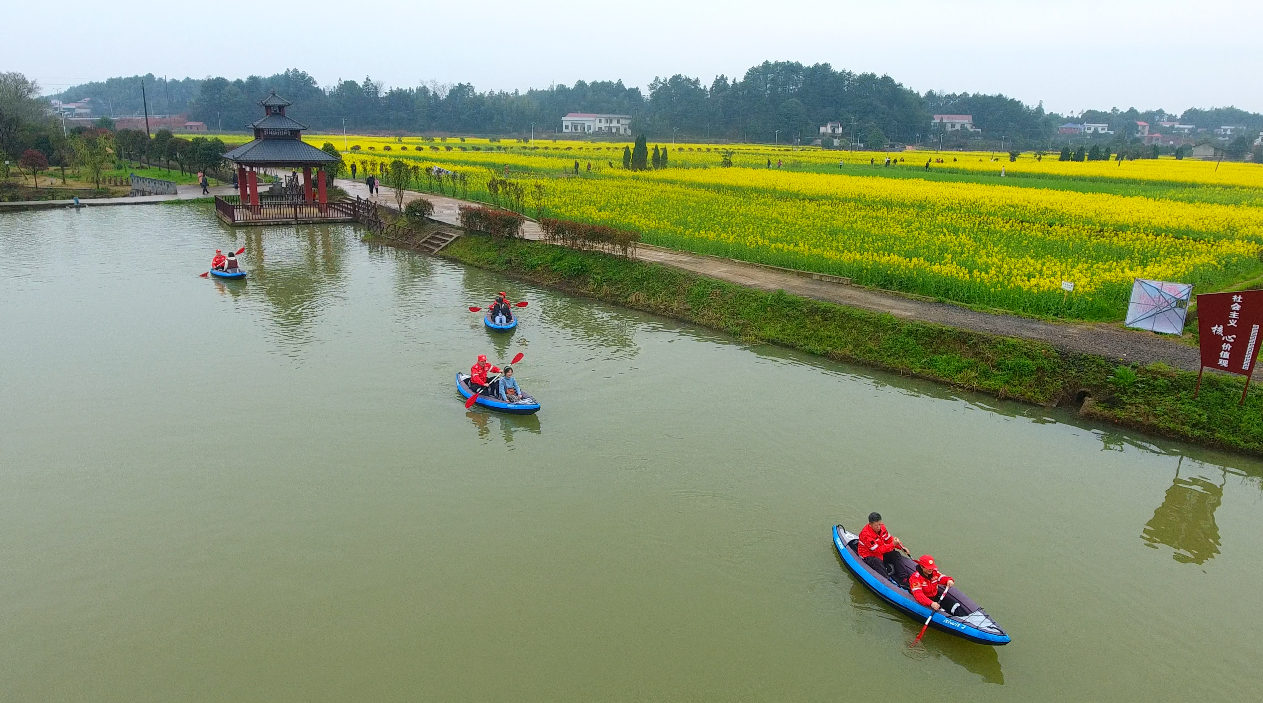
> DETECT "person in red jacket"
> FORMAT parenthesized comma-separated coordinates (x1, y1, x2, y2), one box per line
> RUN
(210, 249, 226, 271)
(857, 512, 907, 577)
(908, 554, 972, 616)
(469, 354, 501, 396)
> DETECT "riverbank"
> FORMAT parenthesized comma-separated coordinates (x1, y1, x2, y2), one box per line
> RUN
(438, 234, 1263, 456)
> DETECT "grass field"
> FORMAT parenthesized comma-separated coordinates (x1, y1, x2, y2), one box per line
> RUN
(212, 132, 1263, 321)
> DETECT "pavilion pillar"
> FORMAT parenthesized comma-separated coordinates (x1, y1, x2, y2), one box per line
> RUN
(316, 168, 327, 211)
(248, 169, 260, 207)
(303, 166, 314, 203)
(237, 166, 247, 201)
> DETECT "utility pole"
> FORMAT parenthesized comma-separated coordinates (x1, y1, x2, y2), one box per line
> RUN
(530, 122, 534, 142)
(141, 78, 151, 137)
(343, 118, 347, 151)
(849, 117, 857, 152)
(774, 130, 780, 146)
(672, 127, 678, 147)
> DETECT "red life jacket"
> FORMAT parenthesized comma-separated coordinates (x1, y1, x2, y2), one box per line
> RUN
(857, 523, 896, 559)
(470, 362, 500, 386)
(908, 569, 952, 608)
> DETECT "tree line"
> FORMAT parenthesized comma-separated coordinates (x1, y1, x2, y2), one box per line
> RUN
(1, 72, 228, 190)
(40, 63, 1263, 152)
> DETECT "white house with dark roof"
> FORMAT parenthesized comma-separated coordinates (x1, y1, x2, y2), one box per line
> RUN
(561, 113, 632, 135)
(931, 115, 978, 132)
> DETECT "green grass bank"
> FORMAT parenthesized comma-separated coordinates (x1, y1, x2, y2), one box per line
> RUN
(431, 234, 1263, 456)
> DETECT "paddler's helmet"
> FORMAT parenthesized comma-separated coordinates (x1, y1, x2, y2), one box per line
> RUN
(917, 555, 936, 570)
(477, 354, 488, 363)
(215, 249, 222, 253)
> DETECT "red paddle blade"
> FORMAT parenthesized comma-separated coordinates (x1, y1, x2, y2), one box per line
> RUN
(468, 306, 482, 312)
(515, 301, 528, 307)
(510, 352, 524, 365)
(235, 247, 246, 255)
(199, 272, 209, 277)
(465, 392, 479, 409)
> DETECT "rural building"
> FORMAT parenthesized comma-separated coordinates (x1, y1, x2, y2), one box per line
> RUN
(561, 113, 632, 135)
(1192, 143, 1222, 159)
(1083, 123, 1113, 135)
(1254, 132, 1263, 147)
(819, 121, 845, 135)
(1215, 126, 1238, 136)
(181, 121, 207, 132)
(50, 98, 93, 117)
(931, 115, 977, 132)
(1135, 121, 1151, 136)
(1059, 123, 1084, 135)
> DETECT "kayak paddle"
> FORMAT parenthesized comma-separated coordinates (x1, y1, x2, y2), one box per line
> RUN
(468, 306, 482, 312)
(911, 579, 954, 646)
(515, 301, 528, 307)
(464, 352, 525, 409)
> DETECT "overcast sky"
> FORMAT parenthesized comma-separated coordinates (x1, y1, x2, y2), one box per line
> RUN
(7, 0, 1260, 115)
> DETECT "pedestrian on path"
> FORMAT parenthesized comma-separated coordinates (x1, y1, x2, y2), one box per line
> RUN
(200, 174, 209, 195)
(351, 163, 357, 179)
(574, 160, 579, 175)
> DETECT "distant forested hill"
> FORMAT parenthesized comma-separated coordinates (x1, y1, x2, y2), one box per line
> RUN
(50, 64, 1262, 148)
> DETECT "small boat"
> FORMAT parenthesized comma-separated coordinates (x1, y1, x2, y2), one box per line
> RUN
(456, 373, 540, 415)
(832, 524, 1010, 646)
(209, 268, 247, 279)
(483, 313, 517, 331)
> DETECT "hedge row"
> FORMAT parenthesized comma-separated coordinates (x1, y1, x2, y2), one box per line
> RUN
(539, 217, 639, 258)
(458, 205, 524, 238)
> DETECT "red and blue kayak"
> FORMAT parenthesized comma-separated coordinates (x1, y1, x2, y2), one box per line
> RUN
(483, 313, 517, 331)
(209, 269, 246, 279)
(833, 524, 1010, 645)
(456, 373, 540, 415)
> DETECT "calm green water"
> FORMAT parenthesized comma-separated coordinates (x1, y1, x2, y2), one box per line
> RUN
(2, 205, 1261, 701)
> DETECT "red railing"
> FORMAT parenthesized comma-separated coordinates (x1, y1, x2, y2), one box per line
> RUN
(213, 196, 356, 224)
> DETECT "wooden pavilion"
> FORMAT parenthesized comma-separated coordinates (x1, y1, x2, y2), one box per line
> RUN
(215, 92, 355, 225)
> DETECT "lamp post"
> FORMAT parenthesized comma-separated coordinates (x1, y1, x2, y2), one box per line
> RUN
(343, 118, 347, 151)
(672, 127, 678, 147)
(774, 130, 780, 146)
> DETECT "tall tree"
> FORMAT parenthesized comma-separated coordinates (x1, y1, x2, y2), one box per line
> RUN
(651, 144, 660, 169)
(0, 72, 48, 157)
(631, 135, 648, 171)
(19, 148, 49, 188)
(622, 145, 631, 169)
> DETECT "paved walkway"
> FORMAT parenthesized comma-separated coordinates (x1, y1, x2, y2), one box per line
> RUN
(337, 178, 1206, 372)
(0, 184, 236, 210)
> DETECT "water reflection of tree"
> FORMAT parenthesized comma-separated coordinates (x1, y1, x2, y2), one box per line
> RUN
(1141, 458, 1224, 565)
(242, 225, 349, 346)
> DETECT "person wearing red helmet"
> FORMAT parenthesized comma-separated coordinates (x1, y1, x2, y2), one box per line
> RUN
(857, 512, 909, 580)
(469, 354, 501, 396)
(210, 249, 226, 271)
(908, 554, 972, 616)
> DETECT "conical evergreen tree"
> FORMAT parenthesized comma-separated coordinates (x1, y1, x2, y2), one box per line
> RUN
(622, 145, 631, 169)
(661, 146, 668, 168)
(651, 145, 661, 169)
(631, 135, 648, 170)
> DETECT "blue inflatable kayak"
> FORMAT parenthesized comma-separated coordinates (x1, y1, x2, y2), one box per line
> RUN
(833, 524, 1010, 646)
(456, 373, 540, 415)
(483, 313, 517, 331)
(209, 269, 246, 279)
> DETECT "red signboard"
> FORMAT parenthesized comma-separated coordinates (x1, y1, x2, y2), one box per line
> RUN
(1196, 290, 1263, 377)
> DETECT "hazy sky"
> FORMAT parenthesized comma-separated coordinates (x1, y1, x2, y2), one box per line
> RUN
(7, 0, 1261, 114)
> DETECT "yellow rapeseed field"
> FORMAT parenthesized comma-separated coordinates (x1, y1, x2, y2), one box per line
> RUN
(211, 133, 1263, 319)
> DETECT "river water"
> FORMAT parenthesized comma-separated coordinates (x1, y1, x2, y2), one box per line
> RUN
(2, 204, 1260, 701)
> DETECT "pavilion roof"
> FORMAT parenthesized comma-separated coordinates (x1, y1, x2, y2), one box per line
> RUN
(222, 138, 339, 166)
(260, 91, 292, 107)
(249, 113, 308, 131)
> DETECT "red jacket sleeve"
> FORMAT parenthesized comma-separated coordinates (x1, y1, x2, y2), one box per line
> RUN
(490, 366, 501, 374)
(909, 576, 934, 607)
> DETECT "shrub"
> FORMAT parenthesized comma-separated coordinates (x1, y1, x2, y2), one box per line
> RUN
(404, 197, 434, 224)
(539, 217, 639, 258)
(383, 145, 391, 151)
(351, 145, 361, 151)
(459, 205, 524, 238)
